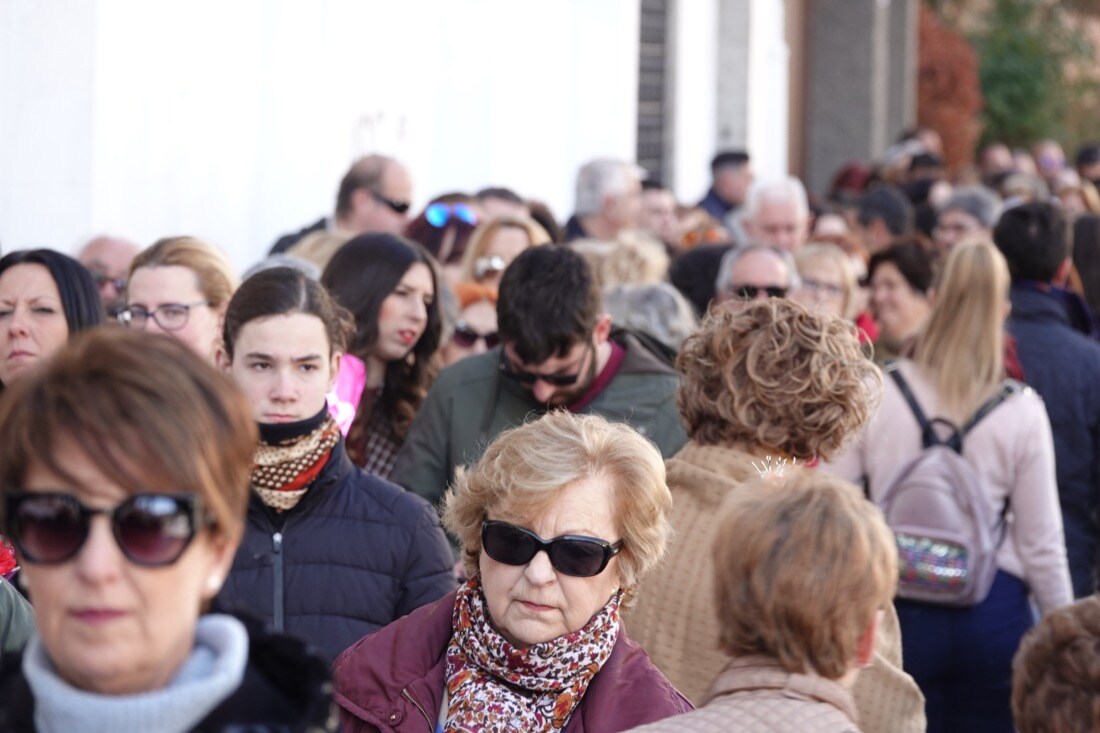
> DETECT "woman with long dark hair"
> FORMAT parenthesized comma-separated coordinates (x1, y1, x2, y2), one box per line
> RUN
(321, 233, 443, 478)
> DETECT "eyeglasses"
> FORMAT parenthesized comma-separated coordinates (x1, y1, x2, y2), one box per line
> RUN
(117, 301, 208, 331)
(425, 202, 478, 229)
(4, 491, 212, 567)
(799, 279, 846, 298)
(498, 342, 591, 387)
(481, 520, 622, 577)
(474, 255, 507, 282)
(733, 284, 788, 300)
(453, 321, 500, 349)
(369, 189, 411, 215)
(90, 271, 127, 293)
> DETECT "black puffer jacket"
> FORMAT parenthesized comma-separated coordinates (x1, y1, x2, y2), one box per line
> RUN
(0, 615, 340, 732)
(215, 439, 456, 662)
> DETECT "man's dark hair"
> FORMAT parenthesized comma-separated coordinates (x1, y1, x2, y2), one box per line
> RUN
(1074, 143, 1100, 170)
(858, 184, 914, 236)
(710, 150, 750, 176)
(498, 246, 601, 364)
(993, 202, 1068, 283)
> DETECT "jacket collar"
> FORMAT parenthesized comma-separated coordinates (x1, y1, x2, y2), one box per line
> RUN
(704, 656, 859, 724)
(666, 441, 762, 499)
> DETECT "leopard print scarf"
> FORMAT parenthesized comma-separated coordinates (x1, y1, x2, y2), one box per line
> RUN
(251, 412, 340, 512)
(444, 576, 621, 732)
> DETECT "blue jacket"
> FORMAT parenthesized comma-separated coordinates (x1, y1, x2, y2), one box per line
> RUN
(215, 439, 457, 662)
(1007, 283, 1100, 597)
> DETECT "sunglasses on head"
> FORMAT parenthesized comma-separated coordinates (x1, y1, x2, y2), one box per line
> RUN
(481, 520, 622, 578)
(425, 202, 478, 229)
(4, 491, 212, 567)
(734, 284, 788, 300)
(497, 342, 590, 388)
(453, 320, 500, 349)
(369, 189, 411, 215)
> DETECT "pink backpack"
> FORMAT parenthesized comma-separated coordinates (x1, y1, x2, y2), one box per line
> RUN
(880, 363, 1023, 607)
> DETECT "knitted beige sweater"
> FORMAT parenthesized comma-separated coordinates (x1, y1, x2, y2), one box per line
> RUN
(624, 441, 926, 733)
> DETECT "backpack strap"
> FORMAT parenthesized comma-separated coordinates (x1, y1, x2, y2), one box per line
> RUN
(959, 380, 1024, 437)
(884, 361, 944, 450)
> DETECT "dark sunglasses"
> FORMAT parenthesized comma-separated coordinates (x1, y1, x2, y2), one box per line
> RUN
(734, 284, 788, 300)
(453, 320, 500, 349)
(425, 202, 478, 228)
(90, 271, 127, 292)
(369, 189, 411, 215)
(497, 343, 589, 388)
(4, 491, 212, 567)
(481, 520, 622, 577)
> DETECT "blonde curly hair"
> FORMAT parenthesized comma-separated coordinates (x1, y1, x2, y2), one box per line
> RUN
(676, 299, 880, 459)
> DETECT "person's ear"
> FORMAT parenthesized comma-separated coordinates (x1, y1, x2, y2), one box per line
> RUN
(1054, 257, 1073, 287)
(201, 527, 242, 602)
(216, 349, 232, 374)
(592, 314, 613, 344)
(854, 608, 884, 669)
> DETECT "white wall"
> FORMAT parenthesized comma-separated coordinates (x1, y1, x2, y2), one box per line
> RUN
(745, 0, 789, 177)
(669, 0, 719, 204)
(1, 0, 641, 272)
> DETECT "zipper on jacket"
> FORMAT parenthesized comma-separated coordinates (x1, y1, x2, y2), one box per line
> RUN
(401, 688, 433, 732)
(272, 531, 284, 632)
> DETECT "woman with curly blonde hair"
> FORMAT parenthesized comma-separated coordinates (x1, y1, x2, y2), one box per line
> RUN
(625, 299, 927, 733)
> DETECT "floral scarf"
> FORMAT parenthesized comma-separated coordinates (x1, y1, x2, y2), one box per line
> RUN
(251, 409, 341, 512)
(444, 577, 621, 733)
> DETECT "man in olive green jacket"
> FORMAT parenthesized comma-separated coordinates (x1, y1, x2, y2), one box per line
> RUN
(391, 246, 687, 507)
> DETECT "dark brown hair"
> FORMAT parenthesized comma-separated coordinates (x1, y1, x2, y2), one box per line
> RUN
(0, 329, 257, 537)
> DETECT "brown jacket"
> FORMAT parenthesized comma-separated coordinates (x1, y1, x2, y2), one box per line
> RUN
(624, 441, 926, 733)
(623, 656, 860, 732)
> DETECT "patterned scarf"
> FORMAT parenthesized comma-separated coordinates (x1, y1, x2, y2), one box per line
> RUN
(444, 577, 621, 733)
(251, 410, 341, 512)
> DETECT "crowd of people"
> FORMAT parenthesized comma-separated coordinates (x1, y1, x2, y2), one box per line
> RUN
(0, 130, 1099, 731)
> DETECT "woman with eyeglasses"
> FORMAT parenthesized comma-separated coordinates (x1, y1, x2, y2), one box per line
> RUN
(121, 236, 238, 362)
(0, 249, 103, 390)
(792, 242, 859, 320)
(442, 282, 499, 367)
(0, 328, 338, 732)
(456, 215, 551, 288)
(334, 410, 691, 732)
(212, 267, 454, 663)
(321, 233, 442, 479)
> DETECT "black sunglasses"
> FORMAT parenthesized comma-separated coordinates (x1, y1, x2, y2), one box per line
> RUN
(4, 491, 211, 567)
(497, 342, 591, 388)
(369, 189, 411, 215)
(453, 321, 500, 349)
(734, 284, 788, 300)
(481, 520, 622, 578)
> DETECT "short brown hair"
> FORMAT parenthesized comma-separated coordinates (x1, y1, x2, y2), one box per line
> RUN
(0, 329, 257, 539)
(1012, 597, 1100, 732)
(442, 411, 672, 603)
(129, 236, 239, 310)
(713, 470, 897, 678)
(676, 299, 880, 459)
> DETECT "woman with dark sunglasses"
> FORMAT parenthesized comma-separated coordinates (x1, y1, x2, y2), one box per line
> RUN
(213, 267, 454, 663)
(334, 410, 691, 732)
(442, 282, 499, 367)
(0, 328, 337, 732)
(321, 233, 443, 478)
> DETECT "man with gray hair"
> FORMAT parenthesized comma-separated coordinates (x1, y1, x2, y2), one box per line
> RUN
(564, 158, 645, 242)
(270, 153, 413, 253)
(714, 244, 799, 305)
(739, 176, 811, 253)
(933, 184, 1003, 251)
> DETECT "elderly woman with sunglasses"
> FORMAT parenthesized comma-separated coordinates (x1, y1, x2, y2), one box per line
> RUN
(334, 411, 691, 732)
(0, 329, 337, 732)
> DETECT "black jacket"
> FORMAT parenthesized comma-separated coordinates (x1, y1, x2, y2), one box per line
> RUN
(214, 439, 456, 662)
(0, 616, 339, 732)
(1007, 283, 1100, 597)
(269, 216, 328, 255)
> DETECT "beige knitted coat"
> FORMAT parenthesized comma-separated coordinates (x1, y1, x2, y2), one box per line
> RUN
(623, 656, 861, 733)
(624, 441, 926, 733)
